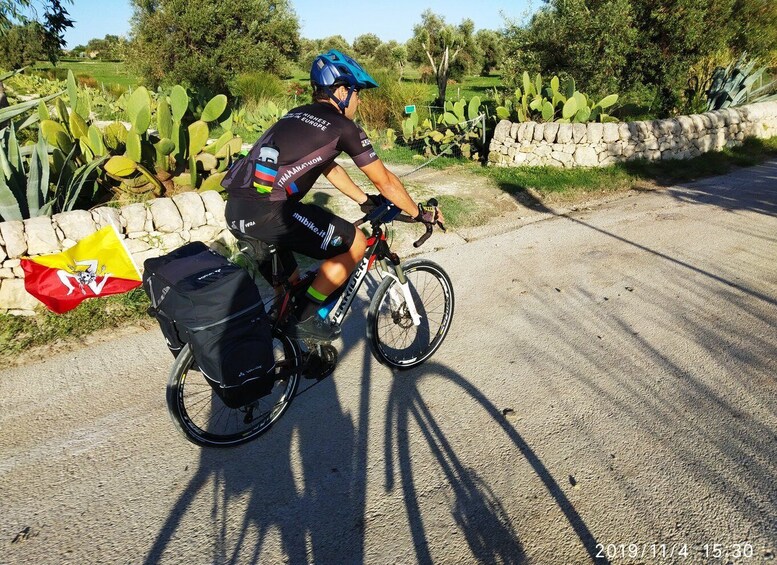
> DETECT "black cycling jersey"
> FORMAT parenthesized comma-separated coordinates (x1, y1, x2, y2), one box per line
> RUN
(221, 101, 378, 201)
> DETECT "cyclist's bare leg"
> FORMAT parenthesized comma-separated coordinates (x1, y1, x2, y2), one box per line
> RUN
(309, 229, 366, 296)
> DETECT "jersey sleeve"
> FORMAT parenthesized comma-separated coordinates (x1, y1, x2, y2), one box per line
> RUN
(338, 121, 379, 168)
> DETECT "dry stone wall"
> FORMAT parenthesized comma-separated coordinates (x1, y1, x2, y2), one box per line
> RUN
(488, 101, 777, 168)
(0, 191, 235, 314)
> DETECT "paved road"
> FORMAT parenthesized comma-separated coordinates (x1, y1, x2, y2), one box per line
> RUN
(2, 161, 776, 564)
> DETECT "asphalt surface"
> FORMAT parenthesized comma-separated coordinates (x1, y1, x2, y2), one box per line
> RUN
(2, 160, 776, 564)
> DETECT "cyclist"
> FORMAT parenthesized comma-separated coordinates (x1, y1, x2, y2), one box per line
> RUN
(222, 49, 442, 342)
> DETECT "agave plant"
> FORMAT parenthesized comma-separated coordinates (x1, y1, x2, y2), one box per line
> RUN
(706, 54, 777, 111)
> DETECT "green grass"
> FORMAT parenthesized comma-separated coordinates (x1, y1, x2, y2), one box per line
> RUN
(0, 289, 151, 361)
(434, 194, 493, 228)
(32, 59, 138, 88)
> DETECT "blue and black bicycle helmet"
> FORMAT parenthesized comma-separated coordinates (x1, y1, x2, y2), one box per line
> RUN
(311, 50, 378, 113)
(311, 49, 379, 90)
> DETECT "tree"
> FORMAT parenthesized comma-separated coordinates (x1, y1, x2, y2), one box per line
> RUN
(729, 0, 777, 65)
(475, 29, 503, 75)
(407, 10, 469, 104)
(0, 22, 48, 68)
(128, 0, 300, 93)
(372, 40, 408, 79)
(83, 34, 129, 61)
(0, 0, 73, 63)
(353, 33, 381, 59)
(502, 0, 637, 97)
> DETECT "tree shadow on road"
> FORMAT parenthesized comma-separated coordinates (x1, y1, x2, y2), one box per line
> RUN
(664, 159, 777, 217)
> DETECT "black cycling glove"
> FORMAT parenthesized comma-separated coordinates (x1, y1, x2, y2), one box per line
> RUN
(414, 203, 437, 225)
(359, 193, 383, 214)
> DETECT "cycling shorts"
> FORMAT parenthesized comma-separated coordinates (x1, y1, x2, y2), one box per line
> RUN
(225, 198, 356, 264)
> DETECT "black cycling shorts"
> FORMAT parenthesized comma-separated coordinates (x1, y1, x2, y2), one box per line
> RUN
(225, 198, 356, 263)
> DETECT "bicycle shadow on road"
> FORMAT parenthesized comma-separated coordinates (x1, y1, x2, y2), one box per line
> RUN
(382, 361, 607, 564)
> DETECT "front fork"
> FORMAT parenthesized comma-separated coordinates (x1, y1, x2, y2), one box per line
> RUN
(376, 259, 422, 327)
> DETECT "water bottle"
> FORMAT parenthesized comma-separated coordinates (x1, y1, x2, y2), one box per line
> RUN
(254, 143, 279, 194)
(259, 144, 279, 164)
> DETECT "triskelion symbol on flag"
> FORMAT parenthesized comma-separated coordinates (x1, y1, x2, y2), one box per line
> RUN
(56, 259, 112, 296)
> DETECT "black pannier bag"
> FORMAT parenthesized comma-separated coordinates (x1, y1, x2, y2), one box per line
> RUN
(143, 242, 276, 408)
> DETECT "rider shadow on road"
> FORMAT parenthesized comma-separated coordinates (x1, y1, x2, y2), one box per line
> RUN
(144, 291, 376, 564)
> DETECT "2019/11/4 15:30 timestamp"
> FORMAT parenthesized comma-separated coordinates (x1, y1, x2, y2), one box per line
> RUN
(595, 542, 756, 560)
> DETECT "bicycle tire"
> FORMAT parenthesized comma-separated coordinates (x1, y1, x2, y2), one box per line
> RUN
(366, 258, 454, 370)
(166, 331, 301, 448)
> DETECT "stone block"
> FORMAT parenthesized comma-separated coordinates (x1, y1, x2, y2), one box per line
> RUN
(543, 122, 559, 143)
(24, 216, 60, 256)
(158, 232, 186, 251)
(607, 141, 624, 157)
(690, 115, 705, 133)
(523, 122, 535, 141)
(509, 122, 520, 140)
(124, 238, 152, 254)
(618, 122, 631, 142)
(172, 191, 207, 230)
(556, 123, 573, 143)
(574, 146, 598, 167)
(587, 123, 604, 144)
(572, 123, 587, 143)
(677, 116, 694, 134)
(634, 121, 650, 139)
(516, 122, 529, 141)
(602, 123, 619, 143)
(121, 203, 152, 233)
(493, 120, 512, 142)
(513, 152, 528, 165)
(92, 207, 124, 231)
(0, 221, 26, 259)
(149, 198, 184, 233)
(0, 241, 5, 263)
(190, 225, 224, 243)
(551, 151, 574, 166)
(0, 278, 40, 311)
(200, 191, 226, 225)
(53, 210, 96, 242)
(533, 123, 545, 141)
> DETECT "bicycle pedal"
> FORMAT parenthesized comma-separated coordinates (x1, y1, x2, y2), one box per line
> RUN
(302, 346, 338, 380)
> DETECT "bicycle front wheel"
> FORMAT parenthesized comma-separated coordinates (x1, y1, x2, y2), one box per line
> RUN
(166, 331, 301, 448)
(367, 258, 454, 370)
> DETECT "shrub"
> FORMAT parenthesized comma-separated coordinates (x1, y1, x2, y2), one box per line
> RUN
(230, 72, 286, 104)
(358, 69, 430, 131)
(76, 73, 98, 89)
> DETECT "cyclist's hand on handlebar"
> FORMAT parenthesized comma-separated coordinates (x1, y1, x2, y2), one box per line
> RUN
(414, 199, 446, 231)
(412, 198, 446, 248)
(359, 193, 383, 214)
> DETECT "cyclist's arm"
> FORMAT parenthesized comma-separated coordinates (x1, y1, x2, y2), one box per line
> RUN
(359, 159, 420, 218)
(323, 163, 368, 203)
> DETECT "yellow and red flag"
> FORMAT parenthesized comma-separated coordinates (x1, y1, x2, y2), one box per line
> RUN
(21, 225, 142, 314)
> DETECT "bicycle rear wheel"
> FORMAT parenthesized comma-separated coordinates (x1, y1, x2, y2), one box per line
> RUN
(166, 331, 301, 448)
(367, 258, 454, 370)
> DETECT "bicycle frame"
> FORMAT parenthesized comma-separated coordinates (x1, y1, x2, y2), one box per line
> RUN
(328, 224, 422, 328)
